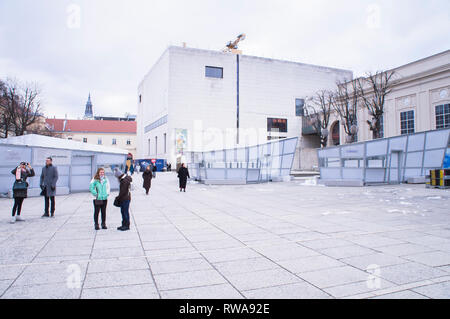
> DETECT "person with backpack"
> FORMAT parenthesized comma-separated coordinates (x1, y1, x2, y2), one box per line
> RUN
(10, 162, 35, 223)
(114, 169, 132, 231)
(89, 168, 110, 230)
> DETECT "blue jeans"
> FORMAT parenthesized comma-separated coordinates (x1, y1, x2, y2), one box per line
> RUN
(120, 200, 130, 225)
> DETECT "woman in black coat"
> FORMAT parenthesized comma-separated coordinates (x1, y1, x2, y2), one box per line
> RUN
(177, 163, 190, 192)
(142, 165, 153, 195)
(11, 162, 35, 223)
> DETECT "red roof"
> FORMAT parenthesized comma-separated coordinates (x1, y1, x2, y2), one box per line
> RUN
(46, 119, 136, 134)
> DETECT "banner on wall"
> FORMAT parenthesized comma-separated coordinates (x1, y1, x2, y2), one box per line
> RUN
(32, 148, 72, 166)
(175, 129, 187, 154)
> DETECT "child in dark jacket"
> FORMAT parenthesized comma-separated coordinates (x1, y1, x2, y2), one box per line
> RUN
(11, 162, 35, 223)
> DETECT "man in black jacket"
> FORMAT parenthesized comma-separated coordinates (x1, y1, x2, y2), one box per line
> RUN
(114, 169, 132, 231)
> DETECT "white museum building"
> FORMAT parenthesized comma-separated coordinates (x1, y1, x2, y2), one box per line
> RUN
(137, 46, 352, 169)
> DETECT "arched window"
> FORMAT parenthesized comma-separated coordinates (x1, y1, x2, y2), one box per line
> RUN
(331, 121, 340, 146)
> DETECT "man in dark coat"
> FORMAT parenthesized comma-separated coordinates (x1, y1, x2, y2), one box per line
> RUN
(10, 162, 35, 223)
(115, 169, 132, 231)
(177, 163, 190, 192)
(40, 157, 59, 218)
(142, 165, 153, 195)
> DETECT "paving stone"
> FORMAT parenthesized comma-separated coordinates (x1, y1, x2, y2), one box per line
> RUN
(160, 284, 243, 299)
(403, 251, 450, 267)
(243, 282, 332, 299)
(87, 257, 150, 273)
(81, 284, 159, 299)
(202, 248, 261, 263)
(377, 262, 448, 285)
(154, 269, 226, 291)
(412, 281, 450, 298)
(83, 269, 154, 289)
(375, 243, 435, 256)
(371, 290, 429, 299)
(324, 278, 396, 298)
(213, 257, 279, 276)
(1, 283, 82, 299)
(224, 268, 302, 291)
(150, 258, 213, 275)
(278, 255, 345, 273)
(297, 266, 370, 289)
(320, 245, 376, 259)
(340, 253, 408, 270)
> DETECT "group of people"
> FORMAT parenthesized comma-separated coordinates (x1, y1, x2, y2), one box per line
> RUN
(11, 156, 58, 224)
(10, 159, 191, 230)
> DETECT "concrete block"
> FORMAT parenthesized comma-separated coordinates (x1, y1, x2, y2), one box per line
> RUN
(318, 179, 364, 187)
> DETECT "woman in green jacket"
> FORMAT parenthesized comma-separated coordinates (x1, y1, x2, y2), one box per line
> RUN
(89, 168, 110, 230)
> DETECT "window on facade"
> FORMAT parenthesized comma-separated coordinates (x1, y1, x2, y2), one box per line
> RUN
(400, 110, 415, 135)
(126, 139, 131, 145)
(295, 99, 305, 117)
(83, 138, 87, 143)
(148, 139, 151, 156)
(205, 66, 223, 78)
(267, 118, 288, 133)
(379, 115, 384, 138)
(436, 104, 450, 129)
(112, 138, 117, 145)
(139, 95, 142, 103)
(98, 138, 102, 145)
(164, 133, 167, 153)
(155, 136, 158, 155)
(267, 136, 286, 141)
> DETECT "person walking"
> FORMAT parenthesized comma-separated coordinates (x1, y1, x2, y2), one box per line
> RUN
(114, 169, 132, 231)
(89, 168, 110, 230)
(142, 165, 153, 195)
(40, 157, 59, 218)
(10, 162, 35, 223)
(177, 163, 190, 192)
(152, 163, 157, 179)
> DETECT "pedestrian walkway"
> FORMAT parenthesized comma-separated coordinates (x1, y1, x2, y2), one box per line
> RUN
(0, 172, 449, 299)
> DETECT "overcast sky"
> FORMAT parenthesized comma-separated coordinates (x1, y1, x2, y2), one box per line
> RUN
(0, 0, 449, 119)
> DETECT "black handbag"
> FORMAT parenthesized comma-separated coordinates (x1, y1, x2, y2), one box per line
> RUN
(113, 196, 121, 207)
(13, 180, 28, 190)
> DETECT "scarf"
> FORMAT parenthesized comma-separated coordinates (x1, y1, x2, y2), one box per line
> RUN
(16, 167, 22, 181)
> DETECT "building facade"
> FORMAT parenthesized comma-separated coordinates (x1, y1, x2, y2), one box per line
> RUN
(325, 50, 450, 147)
(46, 118, 137, 157)
(137, 46, 352, 169)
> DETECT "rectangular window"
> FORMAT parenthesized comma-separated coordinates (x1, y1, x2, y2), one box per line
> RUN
(205, 66, 223, 78)
(112, 138, 117, 145)
(139, 95, 142, 103)
(267, 118, 288, 133)
(148, 139, 151, 156)
(155, 136, 158, 155)
(83, 138, 87, 143)
(295, 99, 305, 117)
(126, 139, 131, 145)
(436, 104, 450, 129)
(164, 133, 167, 153)
(400, 110, 415, 135)
(98, 138, 102, 145)
(379, 115, 384, 138)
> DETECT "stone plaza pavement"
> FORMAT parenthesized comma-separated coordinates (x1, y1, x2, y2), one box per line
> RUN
(0, 172, 449, 299)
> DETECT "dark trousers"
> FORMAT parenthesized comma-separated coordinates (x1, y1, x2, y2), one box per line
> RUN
(45, 196, 55, 215)
(120, 200, 130, 226)
(12, 197, 25, 216)
(93, 200, 107, 226)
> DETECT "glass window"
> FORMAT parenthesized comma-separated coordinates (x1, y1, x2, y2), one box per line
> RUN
(379, 115, 384, 138)
(112, 138, 117, 145)
(267, 118, 288, 133)
(205, 66, 223, 78)
(295, 99, 305, 117)
(83, 138, 87, 143)
(98, 138, 102, 145)
(126, 139, 131, 145)
(436, 104, 450, 129)
(400, 110, 415, 135)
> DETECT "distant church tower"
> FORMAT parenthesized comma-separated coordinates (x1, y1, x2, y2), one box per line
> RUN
(84, 93, 94, 119)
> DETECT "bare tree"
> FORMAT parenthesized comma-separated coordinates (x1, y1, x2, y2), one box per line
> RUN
(330, 79, 359, 143)
(303, 90, 333, 148)
(0, 78, 43, 137)
(356, 70, 395, 139)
